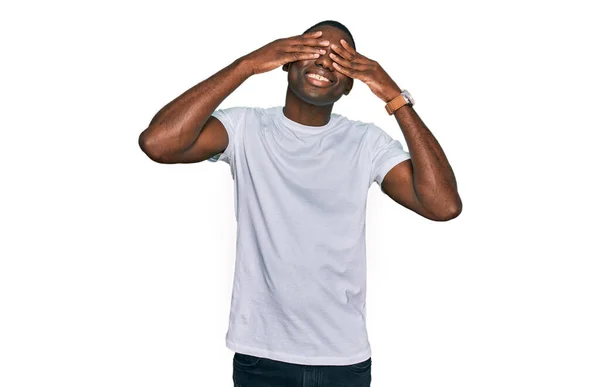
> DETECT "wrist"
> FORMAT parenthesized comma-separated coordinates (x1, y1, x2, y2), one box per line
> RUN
(234, 56, 256, 78)
(381, 84, 402, 103)
(384, 89, 414, 115)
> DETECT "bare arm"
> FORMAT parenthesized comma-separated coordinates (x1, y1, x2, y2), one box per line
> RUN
(328, 39, 461, 221)
(138, 58, 253, 163)
(383, 106, 462, 221)
(138, 30, 330, 164)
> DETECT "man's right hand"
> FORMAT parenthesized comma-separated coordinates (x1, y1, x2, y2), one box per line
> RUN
(139, 31, 330, 164)
(243, 30, 330, 75)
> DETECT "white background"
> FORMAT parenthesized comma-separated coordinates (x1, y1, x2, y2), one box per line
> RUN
(1, 0, 599, 386)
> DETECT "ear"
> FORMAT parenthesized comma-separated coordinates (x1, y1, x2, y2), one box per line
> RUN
(282, 63, 289, 72)
(344, 78, 353, 95)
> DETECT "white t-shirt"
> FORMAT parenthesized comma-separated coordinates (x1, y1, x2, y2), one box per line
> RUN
(208, 106, 410, 366)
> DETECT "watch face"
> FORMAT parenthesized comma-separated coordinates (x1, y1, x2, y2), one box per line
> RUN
(402, 90, 415, 105)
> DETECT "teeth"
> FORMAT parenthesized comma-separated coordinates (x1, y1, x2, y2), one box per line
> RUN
(308, 73, 330, 82)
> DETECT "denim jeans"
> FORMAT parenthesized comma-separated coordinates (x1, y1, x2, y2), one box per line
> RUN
(233, 352, 372, 387)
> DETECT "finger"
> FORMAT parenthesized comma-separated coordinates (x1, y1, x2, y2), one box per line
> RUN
(329, 43, 358, 62)
(303, 30, 322, 37)
(332, 62, 365, 80)
(298, 30, 323, 42)
(285, 52, 321, 63)
(300, 37, 330, 47)
(289, 30, 328, 47)
(287, 44, 327, 55)
(328, 52, 352, 68)
(329, 52, 369, 72)
(331, 62, 355, 78)
(340, 39, 357, 54)
(341, 39, 374, 65)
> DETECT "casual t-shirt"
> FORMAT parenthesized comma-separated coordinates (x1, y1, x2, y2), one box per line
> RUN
(208, 106, 410, 366)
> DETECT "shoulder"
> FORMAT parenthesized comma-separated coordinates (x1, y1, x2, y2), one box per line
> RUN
(211, 106, 267, 125)
(258, 106, 281, 119)
(213, 105, 261, 115)
(329, 112, 375, 136)
(333, 113, 393, 146)
(362, 120, 395, 144)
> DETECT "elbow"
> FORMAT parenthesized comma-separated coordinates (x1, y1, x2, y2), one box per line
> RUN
(436, 207, 461, 222)
(420, 191, 462, 221)
(138, 129, 166, 163)
(434, 196, 462, 222)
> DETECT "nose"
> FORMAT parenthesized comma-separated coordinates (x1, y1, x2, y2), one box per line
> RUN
(314, 47, 335, 72)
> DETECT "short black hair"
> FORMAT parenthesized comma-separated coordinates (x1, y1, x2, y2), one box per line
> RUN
(303, 20, 356, 49)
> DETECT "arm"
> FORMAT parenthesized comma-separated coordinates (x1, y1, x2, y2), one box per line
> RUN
(138, 58, 253, 163)
(328, 39, 462, 221)
(382, 105, 462, 221)
(138, 31, 330, 164)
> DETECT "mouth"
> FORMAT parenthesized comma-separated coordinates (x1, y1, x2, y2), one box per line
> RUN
(304, 72, 335, 88)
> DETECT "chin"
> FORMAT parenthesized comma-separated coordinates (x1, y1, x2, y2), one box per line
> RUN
(287, 68, 345, 106)
(291, 83, 344, 106)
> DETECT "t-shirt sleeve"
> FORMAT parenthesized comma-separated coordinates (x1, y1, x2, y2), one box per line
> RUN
(206, 106, 249, 164)
(369, 123, 411, 188)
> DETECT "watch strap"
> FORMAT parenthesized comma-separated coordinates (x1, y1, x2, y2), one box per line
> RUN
(385, 93, 408, 115)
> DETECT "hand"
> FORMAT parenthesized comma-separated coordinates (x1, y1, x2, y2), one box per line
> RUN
(243, 31, 330, 75)
(329, 39, 402, 102)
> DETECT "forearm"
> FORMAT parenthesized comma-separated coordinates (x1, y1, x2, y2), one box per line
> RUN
(393, 105, 461, 215)
(139, 57, 253, 159)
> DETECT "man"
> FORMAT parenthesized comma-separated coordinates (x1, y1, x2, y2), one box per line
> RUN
(139, 20, 461, 387)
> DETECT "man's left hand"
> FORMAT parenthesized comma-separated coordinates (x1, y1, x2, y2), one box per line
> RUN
(329, 39, 402, 103)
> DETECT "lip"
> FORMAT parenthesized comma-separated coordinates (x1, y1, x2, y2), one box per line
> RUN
(304, 71, 336, 88)
(305, 69, 335, 82)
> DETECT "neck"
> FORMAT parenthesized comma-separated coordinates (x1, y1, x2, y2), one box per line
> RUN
(283, 86, 333, 127)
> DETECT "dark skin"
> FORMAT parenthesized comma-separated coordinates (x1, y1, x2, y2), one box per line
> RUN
(138, 26, 461, 221)
(282, 26, 462, 221)
(281, 26, 354, 126)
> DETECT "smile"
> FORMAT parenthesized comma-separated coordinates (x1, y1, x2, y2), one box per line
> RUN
(305, 73, 334, 87)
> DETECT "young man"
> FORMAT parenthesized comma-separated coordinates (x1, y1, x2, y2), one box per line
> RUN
(139, 20, 461, 387)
